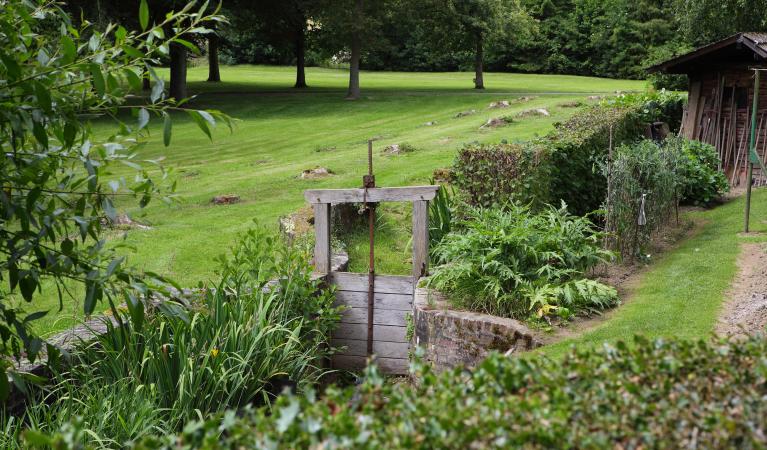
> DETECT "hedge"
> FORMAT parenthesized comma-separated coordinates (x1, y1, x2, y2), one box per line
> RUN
(84, 334, 767, 449)
(453, 93, 685, 216)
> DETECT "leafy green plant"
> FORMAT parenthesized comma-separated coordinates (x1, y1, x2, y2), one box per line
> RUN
(39, 334, 767, 449)
(2, 226, 340, 447)
(0, 0, 231, 392)
(428, 203, 616, 320)
(427, 183, 456, 258)
(666, 137, 729, 205)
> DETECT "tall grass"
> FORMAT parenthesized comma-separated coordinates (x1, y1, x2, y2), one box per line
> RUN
(2, 226, 340, 447)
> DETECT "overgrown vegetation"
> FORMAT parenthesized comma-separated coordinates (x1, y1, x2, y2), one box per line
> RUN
(605, 137, 729, 258)
(453, 92, 685, 216)
(1, 227, 339, 447)
(36, 334, 767, 449)
(0, 0, 229, 398)
(669, 137, 730, 205)
(428, 203, 616, 321)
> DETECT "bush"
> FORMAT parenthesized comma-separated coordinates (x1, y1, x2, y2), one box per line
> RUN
(667, 137, 729, 205)
(605, 139, 680, 258)
(428, 203, 616, 321)
(2, 227, 339, 447)
(101, 334, 767, 449)
(453, 94, 687, 217)
(452, 142, 550, 209)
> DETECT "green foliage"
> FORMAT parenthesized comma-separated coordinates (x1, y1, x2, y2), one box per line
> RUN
(56, 334, 767, 449)
(428, 203, 616, 320)
(452, 142, 550, 208)
(1, 226, 339, 447)
(0, 0, 230, 396)
(454, 94, 687, 217)
(667, 137, 729, 205)
(674, 0, 767, 47)
(605, 136, 728, 258)
(427, 183, 456, 256)
(605, 139, 680, 258)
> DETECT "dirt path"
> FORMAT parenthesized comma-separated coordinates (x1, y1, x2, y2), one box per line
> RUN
(716, 243, 767, 337)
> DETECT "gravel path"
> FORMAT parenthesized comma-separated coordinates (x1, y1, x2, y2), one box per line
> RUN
(716, 243, 767, 338)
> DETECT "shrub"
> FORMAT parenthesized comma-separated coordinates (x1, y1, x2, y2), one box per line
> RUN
(452, 142, 550, 209)
(2, 227, 340, 447)
(452, 94, 687, 217)
(427, 183, 456, 257)
(605, 139, 679, 258)
(667, 137, 729, 205)
(88, 334, 767, 449)
(605, 137, 728, 258)
(428, 203, 616, 321)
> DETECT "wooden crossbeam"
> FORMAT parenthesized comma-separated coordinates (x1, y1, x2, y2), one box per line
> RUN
(304, 186, 438, 204)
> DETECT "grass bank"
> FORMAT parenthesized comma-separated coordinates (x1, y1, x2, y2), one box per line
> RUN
(540, 190, 767, 359)
(29, 65, 644, 334)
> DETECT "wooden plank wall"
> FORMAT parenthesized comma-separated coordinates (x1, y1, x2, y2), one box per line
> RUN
(691, 70, 767, 187)
(329, 272, 413, 374)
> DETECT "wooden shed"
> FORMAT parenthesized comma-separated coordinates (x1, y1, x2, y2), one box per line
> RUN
(649, 32, 767, 186)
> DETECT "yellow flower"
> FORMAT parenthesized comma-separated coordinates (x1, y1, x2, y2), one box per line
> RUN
(211, 348, 220, 358)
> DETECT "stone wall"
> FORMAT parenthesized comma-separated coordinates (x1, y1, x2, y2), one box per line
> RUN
(413, 284, 542, 371)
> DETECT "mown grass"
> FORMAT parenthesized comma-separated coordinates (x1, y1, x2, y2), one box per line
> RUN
(27, 65, 645, 335)
(540, 189, 767, 359)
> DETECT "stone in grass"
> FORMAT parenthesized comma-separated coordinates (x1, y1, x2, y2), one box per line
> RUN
(212, 194, 240, 205)
(515, 96, 538, 102)
(301, 167, 334, 179)
(586, 95, 603, 101)
(480, 116, 513, 129)
(454, 109, 477, 118)
(382, 143, 417, 156)
(516, 108, 550, 118)
(102, 213, 152, 230)
(488, 100, 511, 109)
(422, 120, 438, 126)
(558, 100, 584, 108)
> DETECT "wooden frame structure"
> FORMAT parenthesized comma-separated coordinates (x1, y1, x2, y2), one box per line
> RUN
(305, 185, 438, 374)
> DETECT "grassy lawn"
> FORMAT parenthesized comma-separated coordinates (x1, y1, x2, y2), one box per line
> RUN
(28, 65, 645, 335)
(539, 190, 767, 359)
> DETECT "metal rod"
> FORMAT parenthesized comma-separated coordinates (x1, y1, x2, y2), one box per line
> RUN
(366, 139, 375, 356)
(745, 70, 760, 233)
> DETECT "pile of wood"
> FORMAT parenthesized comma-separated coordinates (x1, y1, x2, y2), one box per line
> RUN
(684, 76, 767, 187)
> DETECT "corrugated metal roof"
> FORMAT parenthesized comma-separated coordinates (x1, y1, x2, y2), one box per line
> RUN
(648, 32, 767, 73)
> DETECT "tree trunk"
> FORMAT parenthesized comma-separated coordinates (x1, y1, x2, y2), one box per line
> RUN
(169, 41, 188, 100)
(346, 0, 363, 100)
(207, 33, 221, 82)
(294, 26, 307, 88)
(474, 32, 484, 90)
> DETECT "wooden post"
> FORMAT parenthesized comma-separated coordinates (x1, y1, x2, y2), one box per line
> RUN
(313, 203, 331, 273)
(745, 69, 760, 233)
(412, 200, 429, 279)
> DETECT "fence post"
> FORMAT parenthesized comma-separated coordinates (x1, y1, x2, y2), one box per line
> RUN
(313, 203, 331, 273)
(412, 200, 429, 279)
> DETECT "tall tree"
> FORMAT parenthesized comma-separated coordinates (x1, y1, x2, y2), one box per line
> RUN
(674, 0, 767, 46)
(314, 0, 392, 99)
(418, 0, 535, 89)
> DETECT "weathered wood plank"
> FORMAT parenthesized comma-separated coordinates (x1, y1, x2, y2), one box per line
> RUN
(331, 339, 409, 359)
(412, 200, 428, 278)
(304, 186, 439, 204)
(313, 203, 331, 273)
(329, 272, 413, 295)
(334, 291, 412, 311)
(333, 323, 407, 343)
(340, 307, 408, 326)
(332, 355, 409, 374)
